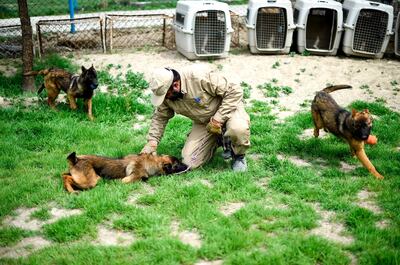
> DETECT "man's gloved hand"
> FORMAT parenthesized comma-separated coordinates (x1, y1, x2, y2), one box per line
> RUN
(140, 140, 158, 155)
(206, 117, 223, 135)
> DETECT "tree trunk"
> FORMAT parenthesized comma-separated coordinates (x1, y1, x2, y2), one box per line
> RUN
(18, 0, 35, 92)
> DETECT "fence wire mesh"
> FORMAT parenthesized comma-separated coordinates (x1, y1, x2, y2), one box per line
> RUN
(36, 17, 104, 56)
(0, 25, 22, 58)
(105, 14, 175, 52)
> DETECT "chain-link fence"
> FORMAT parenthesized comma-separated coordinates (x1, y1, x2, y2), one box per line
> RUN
(0, 25, 22, 58)
(36, 17, 104, 56)
(105, 14, 175, 52)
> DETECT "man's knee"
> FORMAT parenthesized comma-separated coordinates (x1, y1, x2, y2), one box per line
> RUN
(226, 123, 250, 139)
(182, 154, 205, 169)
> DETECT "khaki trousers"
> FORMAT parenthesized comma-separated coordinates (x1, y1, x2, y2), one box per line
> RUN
(182, 106, 250, 168)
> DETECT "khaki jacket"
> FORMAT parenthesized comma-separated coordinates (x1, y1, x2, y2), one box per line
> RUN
(147, 68, 243, 143)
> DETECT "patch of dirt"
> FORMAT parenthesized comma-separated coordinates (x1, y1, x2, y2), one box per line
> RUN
(3, 208, 43, 231)
(199, 179, 213, 188)
(339, 161, 358, 173)
(376, 220, 390, 229)
(298, 128, 328, 140)
(93, 225, 135, 246)
(194, 260, 223, 265)
(2, 207, 82, 231)
(0, 236, 51, 259)
(133, 123, 144, 130)
(219, 202, 245, 216)
(256, 177, 269, 188)
(126, 183, 156, 206)
(277, 154, 312, 167)
(347, 252, 358, 265)
(170, 220, 202, 249)
(356, 190, 382, 214)
(248, 153, 263, 161)
(0, 96, 12, 107)
(310, 203, 354, 245)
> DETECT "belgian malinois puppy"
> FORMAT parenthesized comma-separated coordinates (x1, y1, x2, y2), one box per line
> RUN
(24, 66, 98, 120)
(311, 85, 383, 179)
(62, 152, 188, 193)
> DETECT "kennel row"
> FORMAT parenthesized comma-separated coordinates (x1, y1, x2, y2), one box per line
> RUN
(173, 0, 396, 60)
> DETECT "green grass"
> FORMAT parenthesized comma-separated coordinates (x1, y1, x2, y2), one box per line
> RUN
(0, 57, 400, 264)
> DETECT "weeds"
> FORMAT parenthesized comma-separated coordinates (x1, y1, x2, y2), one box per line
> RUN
(257, 83, 293, 98)
(240, 82, 252, 99)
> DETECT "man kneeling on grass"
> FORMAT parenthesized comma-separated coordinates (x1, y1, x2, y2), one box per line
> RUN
(141, 66, 251, 172)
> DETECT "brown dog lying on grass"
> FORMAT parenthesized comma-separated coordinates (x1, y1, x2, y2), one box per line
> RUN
(311, 85, 384, 179)
(62, 152, 188, 193)
(24, 66, 98, 120)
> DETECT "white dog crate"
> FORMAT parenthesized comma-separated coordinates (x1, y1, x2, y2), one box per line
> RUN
(174, 0, 233, 60)
(342, 0, 393, 59)
(246, 0, 295, 54)
(395, 12, 400, 57)
(294, 0, 343, 56)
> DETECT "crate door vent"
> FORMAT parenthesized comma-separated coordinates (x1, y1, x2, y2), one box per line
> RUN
(194, 10, 226, 55)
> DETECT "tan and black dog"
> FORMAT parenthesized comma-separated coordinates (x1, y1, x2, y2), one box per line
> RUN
(311, 85, 384, 179)
(62, 152, 188, 193)
(24, 66, 98, 120)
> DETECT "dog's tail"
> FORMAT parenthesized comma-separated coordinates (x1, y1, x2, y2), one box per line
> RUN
(67, 152, 78, 166)
(322, 85, 352, 93)
(23, 69, 51, 77)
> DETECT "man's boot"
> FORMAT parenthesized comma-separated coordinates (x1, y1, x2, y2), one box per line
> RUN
(232, 154, 247, 172)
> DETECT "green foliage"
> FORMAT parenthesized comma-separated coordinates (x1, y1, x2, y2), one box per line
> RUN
(31, 208, 51, 221)
(0, 227, 32, 247)
(240, 81, 252, 99)
(257, 83, 293, 98)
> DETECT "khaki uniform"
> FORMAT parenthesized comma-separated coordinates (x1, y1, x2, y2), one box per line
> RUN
(147, 68, 250, 168)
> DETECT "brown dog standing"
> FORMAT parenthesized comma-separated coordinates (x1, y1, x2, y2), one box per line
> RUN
(62, 152, 188, 193)
(311, 85, 383, 179)
(24, 66, 98, 120)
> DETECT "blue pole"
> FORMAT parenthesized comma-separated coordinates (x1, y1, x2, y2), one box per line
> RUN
(68, 0, 76, 33)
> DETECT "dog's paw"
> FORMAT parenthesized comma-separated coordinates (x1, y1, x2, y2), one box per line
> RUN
(121, 177, 132, 184)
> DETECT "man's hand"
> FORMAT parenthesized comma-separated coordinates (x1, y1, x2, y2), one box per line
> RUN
(140, 140, 158, 155)
(206, 117, 223, 135)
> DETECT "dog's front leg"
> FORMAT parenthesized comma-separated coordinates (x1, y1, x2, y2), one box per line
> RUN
(67, 94, 78, 110)
(352, 142, 384, 180)
(62, 173, 79, 193)
(121, 174, 144, 184)
(84, 98, 94, 121)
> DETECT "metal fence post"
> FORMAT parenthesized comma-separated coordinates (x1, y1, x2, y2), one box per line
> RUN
(68, 0, 76, 33)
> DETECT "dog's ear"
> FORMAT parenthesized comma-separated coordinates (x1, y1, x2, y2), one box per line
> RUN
(81, 66, 87, 73)
(363, 109, 369, 114)
(67, 152, 78, 165)
(351, 109, 357, 118)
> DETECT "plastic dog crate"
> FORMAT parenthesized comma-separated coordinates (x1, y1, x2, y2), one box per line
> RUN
(294, 0, 343, 56)
(395, 12, 400, 57)
(342, 0, 393, 59)
(246, 0, 295, 54)
(174, 0, 233, 60)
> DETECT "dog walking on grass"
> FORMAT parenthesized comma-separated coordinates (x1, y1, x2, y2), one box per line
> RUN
(62, 152, 188, 193)
(311, 85, 384, 179)
(24, 66, 98, 120)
